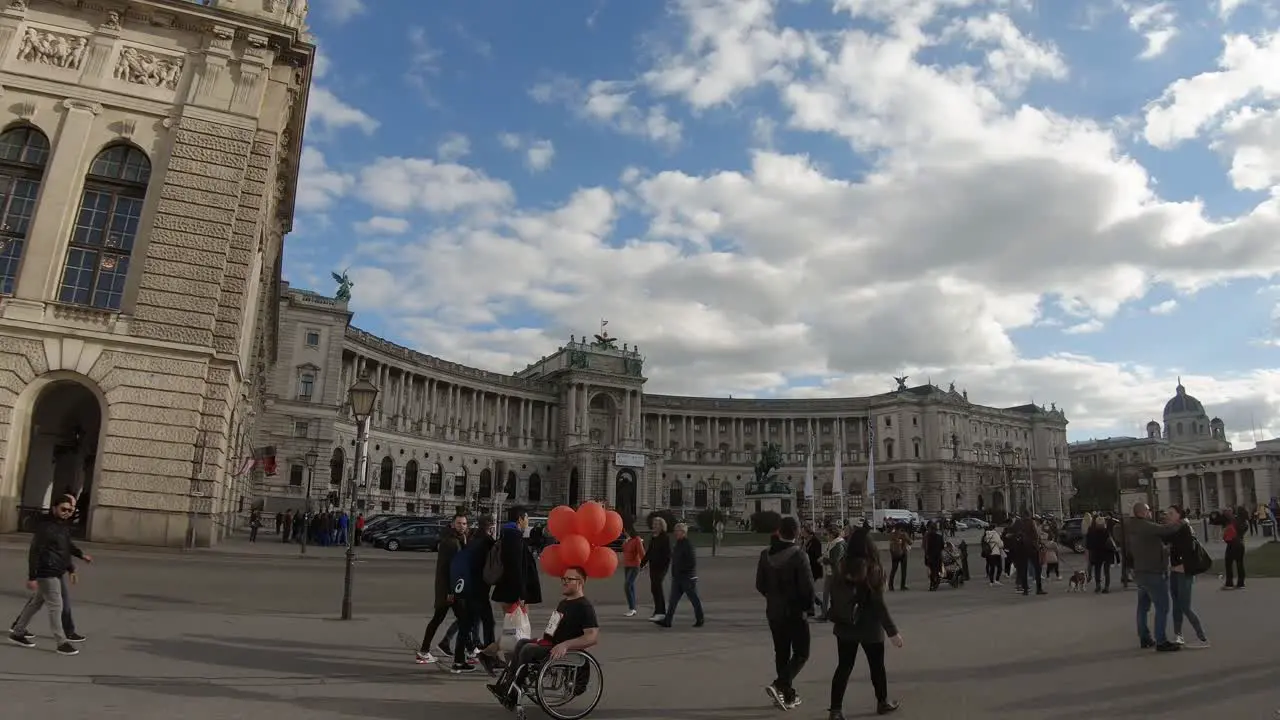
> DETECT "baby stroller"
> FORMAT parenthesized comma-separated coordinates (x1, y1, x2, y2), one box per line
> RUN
(940, 546, 965, 588)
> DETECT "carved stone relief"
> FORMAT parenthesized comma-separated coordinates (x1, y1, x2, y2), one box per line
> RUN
(7, 0, 27, 12)
(113, 46, 184, 90)
(16, 28, 88, 70)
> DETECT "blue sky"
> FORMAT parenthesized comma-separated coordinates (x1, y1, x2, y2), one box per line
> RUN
(292, 0, 1280, 447)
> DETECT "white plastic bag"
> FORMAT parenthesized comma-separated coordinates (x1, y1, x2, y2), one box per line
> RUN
(499, 606, 531, 653)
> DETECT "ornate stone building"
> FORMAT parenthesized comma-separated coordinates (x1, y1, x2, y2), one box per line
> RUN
(0, 0, 314, 545)
(1068, 380, 1277, 511)
(257, 286, 1074, 521)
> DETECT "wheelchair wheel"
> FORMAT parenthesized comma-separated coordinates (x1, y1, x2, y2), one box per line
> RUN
(534, 651, 603, 720)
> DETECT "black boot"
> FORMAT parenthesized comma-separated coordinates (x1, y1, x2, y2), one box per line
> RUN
(877, 700, 900, 715)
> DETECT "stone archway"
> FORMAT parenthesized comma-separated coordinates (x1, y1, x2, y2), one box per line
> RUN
(615, 469, 637, 519)
(568, 467, 580, 506)
(991, 490, 1006, 513)
(18, 379, 103, 538)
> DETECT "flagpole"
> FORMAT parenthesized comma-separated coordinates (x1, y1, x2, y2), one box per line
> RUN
(835, 422, 846, 529)
(805, 431, 816, 529)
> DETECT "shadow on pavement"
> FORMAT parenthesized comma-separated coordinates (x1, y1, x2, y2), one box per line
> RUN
(118, 635, 440, 687)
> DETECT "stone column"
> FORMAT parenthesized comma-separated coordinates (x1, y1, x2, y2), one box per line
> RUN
(1235, 473, 1246, 508)
(1179, 475, 1189, 508)
(622, 391, 631, 439)
(542, 403, 550, 446)
(1153, 471, 1174, 510)
(1216, 474, 1226, 510)
(566, 385, 577, 437)
(580, 384, 590, 440)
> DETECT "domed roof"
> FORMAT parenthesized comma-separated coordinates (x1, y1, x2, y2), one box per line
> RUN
(1210, 417, 1224, 425)
(1163, 379, 1205, 417)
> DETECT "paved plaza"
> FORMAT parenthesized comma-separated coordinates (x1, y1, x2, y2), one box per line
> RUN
(0, 535, 1276, 720)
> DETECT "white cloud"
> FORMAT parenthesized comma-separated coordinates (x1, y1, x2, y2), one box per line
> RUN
(1124, 2, 1178, 60)
(437, 133, 471, 162)
(355, 157, 514, 215)
(313, 50, 331, 79)
(317, 0, 366, 24)
(1149, 299, 1178, 314)
(531, 78, 683, 146)
(312, 2, 1280, 447)
(1213, 107, 1280, 191)
(295, 148, 351, 211)
(497, 134, 556, 172)
(354, 216, 411, 235)
(406, 27, 442, 91)
(525, 139, 556, 172)
(1142, 32, 1280, 148)
(307, 87, 379, 136)
(1063, 319, 1104, 334)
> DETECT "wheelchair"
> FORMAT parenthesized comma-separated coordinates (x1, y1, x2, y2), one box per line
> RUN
(507, 650, 603, 720)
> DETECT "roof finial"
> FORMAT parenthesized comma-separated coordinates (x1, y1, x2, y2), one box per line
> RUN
(1177, 375, 1184, 391)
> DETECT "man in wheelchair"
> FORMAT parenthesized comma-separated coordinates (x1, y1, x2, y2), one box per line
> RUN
(488, 565, 600, 708)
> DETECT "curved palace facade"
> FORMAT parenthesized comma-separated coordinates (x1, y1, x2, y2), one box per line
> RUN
(257, 286, 1075, 522)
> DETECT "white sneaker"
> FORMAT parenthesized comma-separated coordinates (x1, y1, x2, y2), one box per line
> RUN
(1174, 635, 1185, 645)
(649, 614, 666, 623)
(415, 651, 437, 664)
(992, 580, 1002, 586)
(624, 609, 637, 617)
(1185, 638, 1210, 649)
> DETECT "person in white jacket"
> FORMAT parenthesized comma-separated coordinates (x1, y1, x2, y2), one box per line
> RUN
(980, 528, 1005, 586)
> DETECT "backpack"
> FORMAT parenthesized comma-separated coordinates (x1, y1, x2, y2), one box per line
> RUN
(449, 544, 472, 596)
(1184, 536, 1213, 576)
(980, 538, 992, 558)
(1222, 523, 1238, 544)
(482, 539, 504, 586)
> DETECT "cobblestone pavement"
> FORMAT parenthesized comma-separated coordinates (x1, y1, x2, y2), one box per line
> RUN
(0, 539, 1276, 720)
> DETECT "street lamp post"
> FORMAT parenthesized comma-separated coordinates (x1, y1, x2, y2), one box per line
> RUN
(999, 447, 1014, 519)
(1193, 462, 1208, 539)
(301, 446, 319, 555)
(341, 374, 379, 621)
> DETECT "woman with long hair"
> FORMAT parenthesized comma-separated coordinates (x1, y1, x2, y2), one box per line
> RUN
(826, 531, 902, 718)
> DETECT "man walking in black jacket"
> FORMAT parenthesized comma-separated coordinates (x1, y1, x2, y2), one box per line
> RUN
(756, 516, 815, 710)
(417, 514, 467, 665)
(9, 497, 89, 655)
(658, 523, 704, 628)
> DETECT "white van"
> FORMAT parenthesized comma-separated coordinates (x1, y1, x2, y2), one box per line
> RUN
(869, 509, 917, 529)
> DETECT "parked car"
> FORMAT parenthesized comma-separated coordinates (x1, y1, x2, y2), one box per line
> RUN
(362, 514, 418, 535)
(372, 522, 443, 552)
(1057, 517, 1086, 553)
(959, 518, 990, 531)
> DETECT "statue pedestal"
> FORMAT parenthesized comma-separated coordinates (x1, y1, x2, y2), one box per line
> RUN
(744, 479, 797, 519)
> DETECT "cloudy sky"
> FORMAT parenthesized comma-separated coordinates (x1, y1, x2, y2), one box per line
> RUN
(295, 0, 1280, 448)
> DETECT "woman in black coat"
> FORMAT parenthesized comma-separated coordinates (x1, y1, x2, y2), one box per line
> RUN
(1084, 516, 1113, 593)
(827, 532, 901, 718)
(490, 513, 543, 608)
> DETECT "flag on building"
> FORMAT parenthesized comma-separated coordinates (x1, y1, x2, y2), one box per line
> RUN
(804, 433, 815, 499)
(833, 424, 844, 496)
(866, 422, 876, 500)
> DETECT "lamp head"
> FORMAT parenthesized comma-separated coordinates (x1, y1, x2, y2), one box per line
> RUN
(347, 375, 379, 422)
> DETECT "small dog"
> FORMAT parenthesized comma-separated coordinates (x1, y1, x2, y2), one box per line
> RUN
(1067, 570, 1087, 592)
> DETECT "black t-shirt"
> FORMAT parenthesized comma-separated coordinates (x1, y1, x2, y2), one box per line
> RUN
(542, 596, 598, 644)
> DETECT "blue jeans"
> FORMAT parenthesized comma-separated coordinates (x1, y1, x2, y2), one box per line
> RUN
(1134, 571, 1171, 645)
(1169, 573, 1206, 641)
(667, 575, 704, 623)
(623, 567, 638, 611)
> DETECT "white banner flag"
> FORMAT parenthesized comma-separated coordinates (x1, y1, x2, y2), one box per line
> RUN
(804, 433, 815, 499)
(833, 424, 844, 496)
(867, 420, 876, 502)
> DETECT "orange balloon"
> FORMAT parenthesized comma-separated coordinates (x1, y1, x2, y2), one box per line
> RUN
(576, 501, 607, 540)
(557, 533, 591, 568)
(547, 505, 578, 539)
(584, 545, 618, 579)
(539, 544, 567, 577)
(592, 510, 624, 546)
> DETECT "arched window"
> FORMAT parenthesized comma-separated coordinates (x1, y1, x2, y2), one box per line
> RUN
(453, 468, 467, 497)
(328, 447, 344, 486)
(428, 463, 443, 495)
(719, 481, 733, 508)
(0, 126, 49, 294)
(378, 457, 394, 491)
(528, 472, 542, 503)
(479, 468, 493, 498)
(694, 480, 708, 508)
(58, 144, 151, 310)
(669, 480, 684, 507)
(404, 459, 419, 494)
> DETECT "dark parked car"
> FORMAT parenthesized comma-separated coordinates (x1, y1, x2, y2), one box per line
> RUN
(372, 522, 442, 552)
(1057, 517, 1086, 553)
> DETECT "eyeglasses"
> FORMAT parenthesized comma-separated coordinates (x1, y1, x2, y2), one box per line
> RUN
(560, 576, 583, 585)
